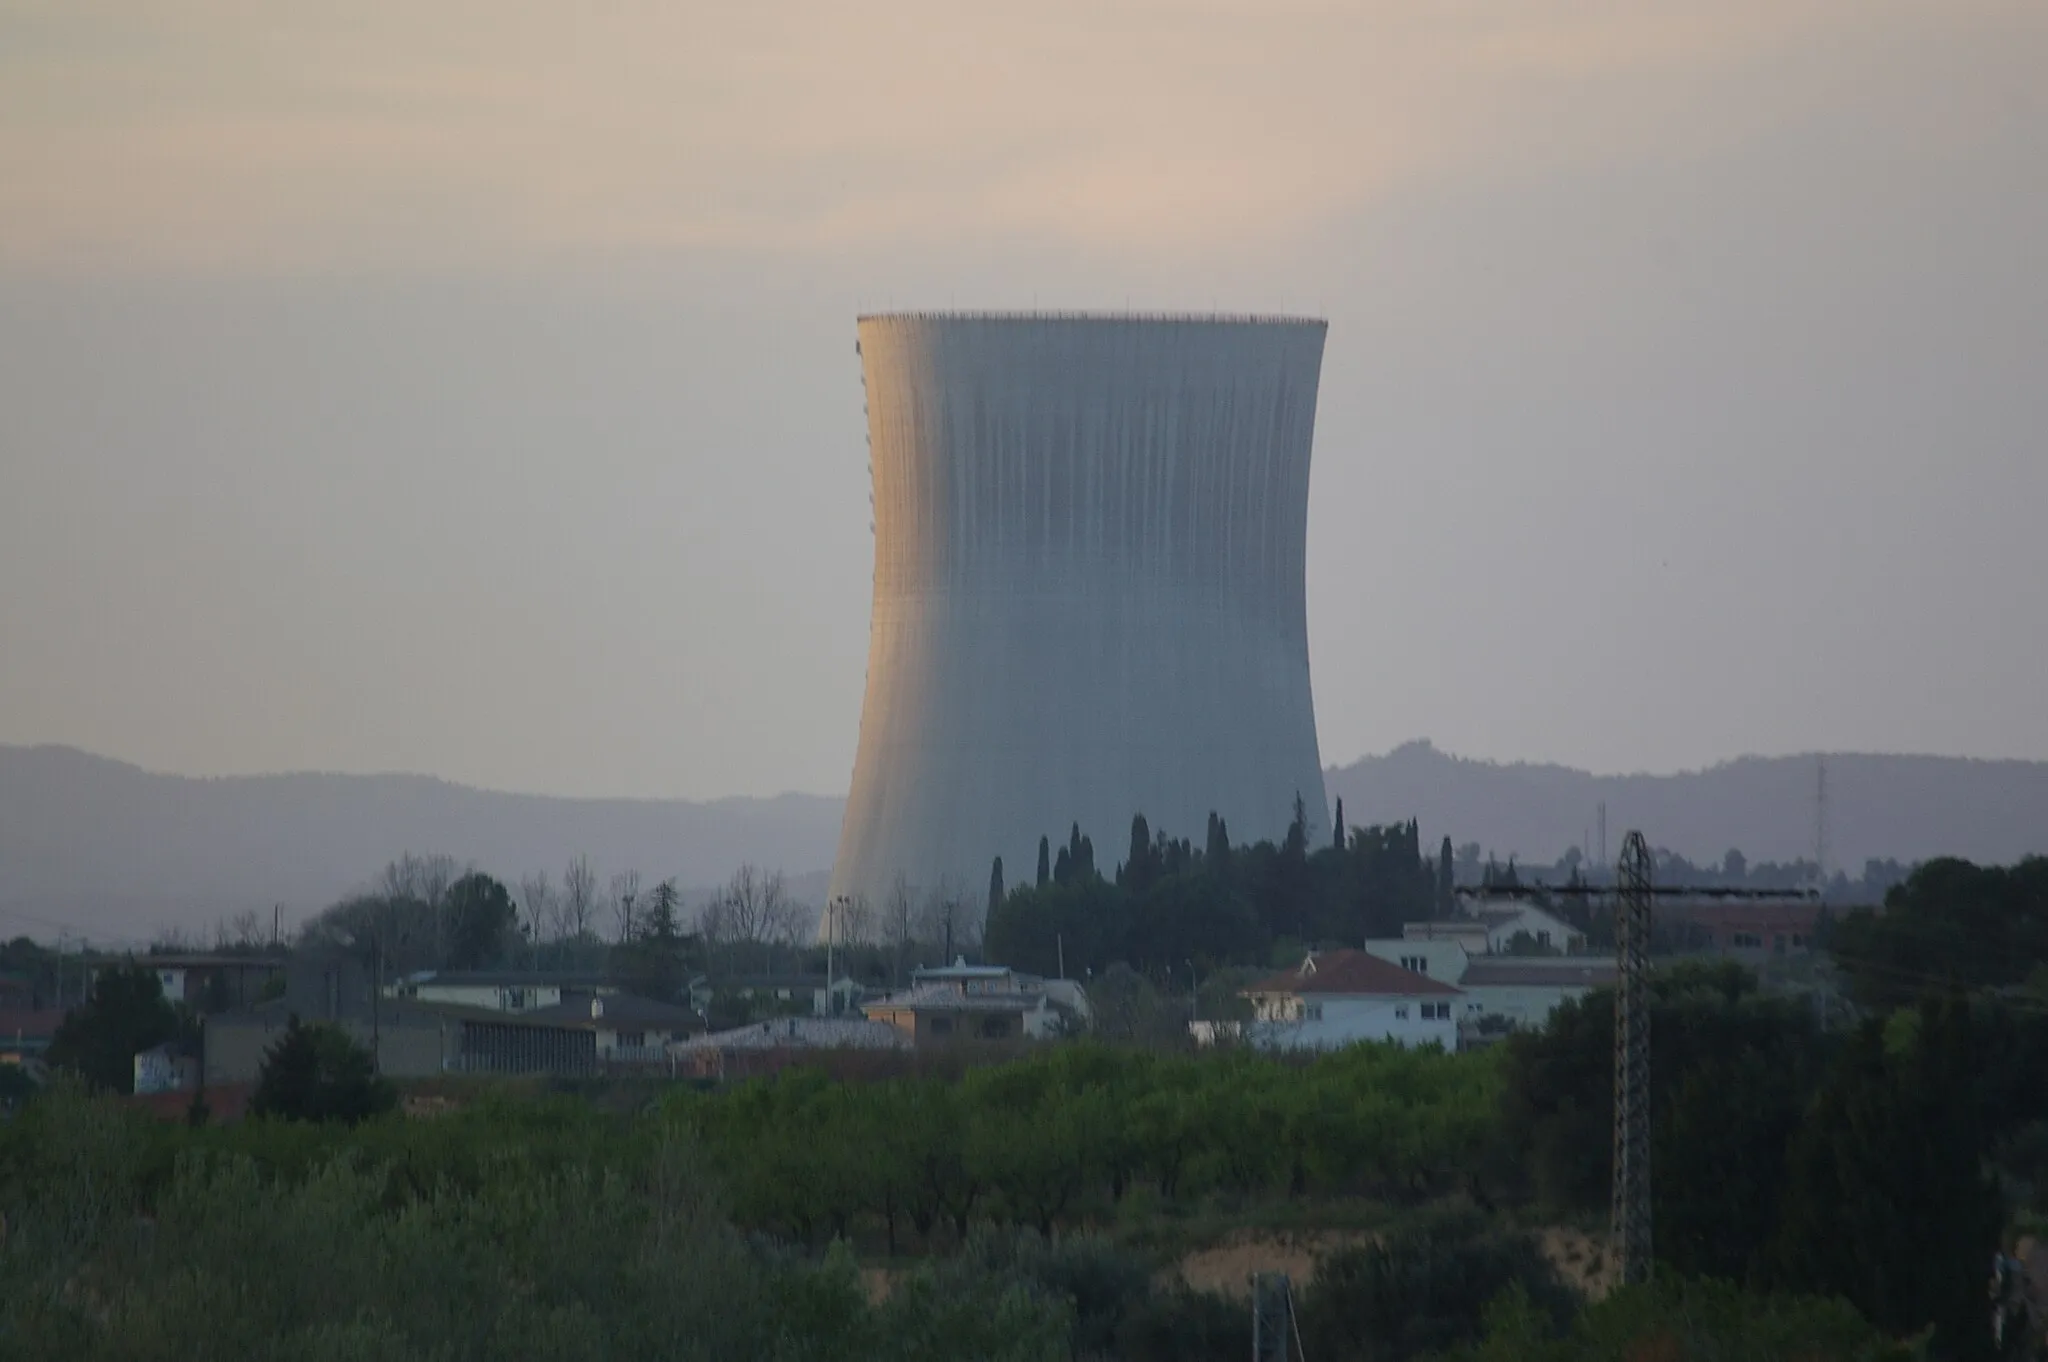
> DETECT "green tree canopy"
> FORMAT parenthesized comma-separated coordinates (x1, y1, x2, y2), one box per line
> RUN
(249, 1015, 396, 1124)
(46, 963, 180, 1095)
(441, 870, 519, 970)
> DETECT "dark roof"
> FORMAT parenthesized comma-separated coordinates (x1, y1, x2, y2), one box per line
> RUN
(709, 974, 828, 992)
(1667, 903, 1826, 931)
(130, 953, 288, 970)
(422, 993, 700, 1033)
(1248, 950, 1462, 999)
(0, 1008, 66, 1041)
(407, 970, 619, 988)
(1460, 961, 1617, 989)
(863, 983, 1038, 1014)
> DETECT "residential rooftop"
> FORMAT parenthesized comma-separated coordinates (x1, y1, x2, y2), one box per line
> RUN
(1248, 950, 1463, 999)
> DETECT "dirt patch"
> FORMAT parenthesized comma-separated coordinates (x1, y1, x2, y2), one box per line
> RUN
(861, 1267, 895, 1306)
(1538, 1227, 1614, 1300)
(1169, 1230, 1373, 1299)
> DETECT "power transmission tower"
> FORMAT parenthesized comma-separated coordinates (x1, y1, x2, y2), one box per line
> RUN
(1452, 846, 1816, 1292)
(1612, 831, 1653, 1286)
(1250, 1272, 1302, 1362)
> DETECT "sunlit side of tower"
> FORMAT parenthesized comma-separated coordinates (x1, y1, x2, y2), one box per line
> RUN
(826, 312, 1330, 922)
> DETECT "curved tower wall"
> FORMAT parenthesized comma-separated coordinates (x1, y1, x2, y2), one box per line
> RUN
(828, 313, 1330, 919)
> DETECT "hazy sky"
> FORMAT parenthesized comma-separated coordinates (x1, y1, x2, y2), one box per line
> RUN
(2, 1, 2044, 800)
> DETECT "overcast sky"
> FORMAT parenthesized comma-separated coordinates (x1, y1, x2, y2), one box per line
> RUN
(2, 1, 2044, 800)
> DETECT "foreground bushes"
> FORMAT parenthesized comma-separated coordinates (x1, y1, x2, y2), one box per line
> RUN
(0, 1084, 1069, 1362)
(673, 1040, 1501, 1246)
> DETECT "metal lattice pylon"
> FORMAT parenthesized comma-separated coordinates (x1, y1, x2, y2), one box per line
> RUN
(1251, 1272, 1302, 1362)
(1611, 831, 1654, 1286)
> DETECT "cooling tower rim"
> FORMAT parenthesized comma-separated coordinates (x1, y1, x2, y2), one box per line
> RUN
(856, 310, 1326, 329)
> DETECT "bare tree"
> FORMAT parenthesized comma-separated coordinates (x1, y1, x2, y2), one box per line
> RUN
(915, 875, 970, 960)
(760, 873, 802, 951)
(822, 895, 875, 949)
(519, 871, 557, 942)
(561, 855, 600, 941)
(229, 909, 264, 948)
(377, 852, 459, 908)
(882, 874, 917, 986)
(719, 865, 767, 953)
(843, 895, 875, 947)
(609, 870, 643, 944)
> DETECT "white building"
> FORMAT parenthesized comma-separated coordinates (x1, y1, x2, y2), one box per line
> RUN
(1363, 938, 1615, 1033)
(1401, 903, 1586, 956)
(1200, 949, 1462, 1052)
(388, 970, 618, 1014)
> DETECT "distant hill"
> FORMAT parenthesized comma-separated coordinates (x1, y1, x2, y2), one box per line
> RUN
(0, 745, 843, 944)
(6, 741, 2045, 945)
(1326, 740, 2048, 870)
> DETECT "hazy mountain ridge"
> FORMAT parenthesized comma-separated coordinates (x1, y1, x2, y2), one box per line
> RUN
(0, 745, 844, 943)
(1326, 740, 2048, 871)
(5, 741, 2045, 944)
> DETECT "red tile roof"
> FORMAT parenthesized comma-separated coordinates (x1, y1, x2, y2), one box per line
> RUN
(1248, 949, 1462, 998)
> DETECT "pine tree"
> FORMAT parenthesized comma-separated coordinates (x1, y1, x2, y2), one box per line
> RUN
(1124, 814, 1153, 892)
(250, 1014, 396, 1125)
(1037, 835, 1051, 888)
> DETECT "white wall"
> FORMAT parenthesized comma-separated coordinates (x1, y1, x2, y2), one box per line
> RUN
(407, 982, 563, 1012)
(1485, 906, 1582, 953)
(1363, 938, 1468, 981)
(1458, 982, 1596, 1030)
(1244, 994, 1459, 1052)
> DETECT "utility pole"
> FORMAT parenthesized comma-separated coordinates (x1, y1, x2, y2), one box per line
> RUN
(1612, 831, 1653, 1286)
(369, 924, 384, 1077)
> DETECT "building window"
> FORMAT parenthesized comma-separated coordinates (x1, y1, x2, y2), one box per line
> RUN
(1305, 1003, 1323, 1021)
(1791, 934, 1806, 948)
(1536, 931, 1551, 947)
(1468, 1002, 1483, 1013)
(1400, 955, 1428, 974)
(617, 1031, 645, 1049)
(1732, 932, 1763, 949)
(928, 1015, 953, 1036)
(979, 1016, 1009, 1039)
(1420, 1002, 1451, 1021)
(1394, 1006, 1409, 1020)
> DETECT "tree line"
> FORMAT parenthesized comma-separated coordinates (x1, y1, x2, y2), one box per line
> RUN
(983, 803, 1437, 979)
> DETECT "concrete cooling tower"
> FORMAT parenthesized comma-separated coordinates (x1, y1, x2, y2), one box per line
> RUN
(827, 312, 1331, 920)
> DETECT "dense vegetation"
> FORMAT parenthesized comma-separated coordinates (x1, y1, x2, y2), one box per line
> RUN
(985, 809, 1438, 978)
(14, 854, 2048, 1358)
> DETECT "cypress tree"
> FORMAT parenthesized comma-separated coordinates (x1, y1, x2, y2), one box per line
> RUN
(1333, 797, 1346, 852)
(988, 856, 1004, 919)
(1436, 836, 1455, 918)
(1037, 835, 1051, 888)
